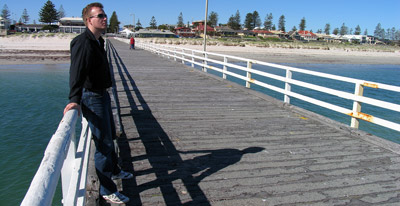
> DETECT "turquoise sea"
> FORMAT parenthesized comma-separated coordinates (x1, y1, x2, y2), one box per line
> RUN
(0, 64, 69, 205)
(0, 63, 399, 205)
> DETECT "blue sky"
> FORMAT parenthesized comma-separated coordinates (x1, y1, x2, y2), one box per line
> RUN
(2, 0, 399, 34)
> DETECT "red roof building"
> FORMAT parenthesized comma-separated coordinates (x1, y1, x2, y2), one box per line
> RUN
(192, 20, 214, 36)
(298, 30, 317, 41)
(174, 27, 196, 37)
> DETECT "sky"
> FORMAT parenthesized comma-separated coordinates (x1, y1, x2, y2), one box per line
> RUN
(1, 0, 399, 34)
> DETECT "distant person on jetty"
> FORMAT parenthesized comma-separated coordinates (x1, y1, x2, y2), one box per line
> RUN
(130, 36, 135, 49)
(63, 2, 132, 204)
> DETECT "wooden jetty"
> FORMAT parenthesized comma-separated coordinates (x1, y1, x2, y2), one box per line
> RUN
(87, 39, 400, 206)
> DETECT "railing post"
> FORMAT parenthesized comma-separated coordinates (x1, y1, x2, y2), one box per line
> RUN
(246, 60, 252, 88)
(182, 49, 185, 64)
(203, 53, 208, 72)
(191, 50, 195, 68)
(351, 83, 364, 128)
(223, 56, 227, 79)
(284, 69, 292, 104)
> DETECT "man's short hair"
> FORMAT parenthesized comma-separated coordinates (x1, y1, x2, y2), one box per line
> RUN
(82, 2, 104, 27)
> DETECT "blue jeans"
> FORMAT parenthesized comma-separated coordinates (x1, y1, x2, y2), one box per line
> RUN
(81, 89, 121, 195)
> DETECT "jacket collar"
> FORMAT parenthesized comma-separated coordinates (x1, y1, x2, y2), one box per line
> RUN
(84, 27, 104, 44)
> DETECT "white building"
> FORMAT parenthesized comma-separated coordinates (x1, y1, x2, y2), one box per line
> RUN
(330, 34, 375, 44)
(58, 17, 86, 33)
(120, 28, 134, 38)
(0, 17, 7, 36)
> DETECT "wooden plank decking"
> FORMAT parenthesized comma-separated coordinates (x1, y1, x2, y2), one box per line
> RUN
(89, 39, 400, 206)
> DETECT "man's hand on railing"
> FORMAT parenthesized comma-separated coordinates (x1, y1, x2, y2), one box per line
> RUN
(64, 103, 81, 116)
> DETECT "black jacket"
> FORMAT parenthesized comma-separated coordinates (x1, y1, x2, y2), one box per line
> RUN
(68, 28, 112, 104)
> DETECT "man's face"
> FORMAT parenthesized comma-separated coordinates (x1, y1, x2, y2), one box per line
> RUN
(88, 7, 107, 31)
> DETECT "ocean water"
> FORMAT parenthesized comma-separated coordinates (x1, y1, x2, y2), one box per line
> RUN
(200, 62, 400, 143)
(0, 64, 69, 205)
(0, 63, 399, 205)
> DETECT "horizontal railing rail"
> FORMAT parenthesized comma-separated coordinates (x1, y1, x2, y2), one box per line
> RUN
(136, 41, 400, 133)
(22, 39, 123, 206)
(21, 109, 92, 206)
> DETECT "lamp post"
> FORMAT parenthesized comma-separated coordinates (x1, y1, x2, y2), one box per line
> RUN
(203, 0, 209, 52)
(130, 13, 135, 30)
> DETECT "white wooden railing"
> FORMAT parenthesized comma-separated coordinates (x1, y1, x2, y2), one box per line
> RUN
(21, 39, 124, 206)
(21, 109, 92, 206)
(136, 41, 400, 133)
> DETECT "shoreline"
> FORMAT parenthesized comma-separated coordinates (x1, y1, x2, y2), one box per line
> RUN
(1, 35, 400, 65)
(0, 34, 74, 65)
(117, 38, 400, 65)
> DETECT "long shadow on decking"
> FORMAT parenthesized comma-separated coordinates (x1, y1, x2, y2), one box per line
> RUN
(107, 41, 263, 206)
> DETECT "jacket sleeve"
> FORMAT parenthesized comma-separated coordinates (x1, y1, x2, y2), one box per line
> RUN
(68, 38, 90, 104)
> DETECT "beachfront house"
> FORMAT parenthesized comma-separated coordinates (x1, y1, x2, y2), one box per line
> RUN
(286, 31, 301, 40)
(0, 17, 6, 36)
(135, 29, 177, 38)
(214, 26, 237, 36)
(192, 20, 215, 37)
(174, 27, 196, 38)
(14, 24, 45, 33)
(315, 33, 334, 42)
(298, 30, 318, 41)
(237, 30, 255, 37)
(253, 30, 280, 38)
(341, 35, 376, 44)
(58, 17, 86, 33)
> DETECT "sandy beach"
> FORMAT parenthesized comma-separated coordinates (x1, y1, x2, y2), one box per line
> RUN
(0, 34, 74, 65)
(1, 35, 399, 65)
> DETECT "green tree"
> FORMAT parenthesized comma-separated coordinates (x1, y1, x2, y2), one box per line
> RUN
(263, 13, 273, 30)
(299, 17, 306, 31)
(278, 15, 285, 32)
(158, 24, 168, 30)
(394, 29, 400, 41)
(39, 0, 59, 24)
(58, 5, 65, 19)
(227, 10, 241, 30)
(208, 11, 218, 27)
(108, 11, 120, 33)
(374, 23, 385, 39)
(149, 16, 157, 29)
(135, 19, 143, 31)
(1, 4, 11, 25)
(390, 27, 396, 40)
(177, 12, 184, 27)
(340, 23, 348, 35)
(324, 23, 330, 34)
(291, 26, 297, 31)
(252, 11, 261, 28)
(364, 29, 368, 35)
(354, 25, 361, 35)
(21, 8, 29, 24)
(333, 27, 339, 35)
(271, 24, 276, 30)
(244, 12, 254, 30)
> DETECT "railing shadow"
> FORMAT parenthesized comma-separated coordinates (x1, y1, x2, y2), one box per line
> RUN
(107, 40, 264, 205)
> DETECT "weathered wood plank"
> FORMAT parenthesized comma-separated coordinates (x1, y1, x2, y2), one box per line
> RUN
(87, 39, 400, 206)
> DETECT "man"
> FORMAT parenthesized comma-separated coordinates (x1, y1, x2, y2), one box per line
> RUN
(63, 2, 132, 204)
(130, 36, 135, 49)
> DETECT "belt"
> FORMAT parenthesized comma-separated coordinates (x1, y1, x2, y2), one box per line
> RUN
(85, 88, 107, 93)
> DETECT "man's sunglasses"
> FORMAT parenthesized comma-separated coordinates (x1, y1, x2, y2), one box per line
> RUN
(90, 14, 107, 19)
